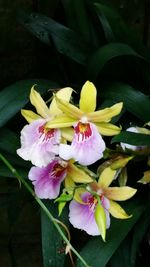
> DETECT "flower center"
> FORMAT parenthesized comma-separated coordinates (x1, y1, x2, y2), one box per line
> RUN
(51, 161, 67, 179)
(38, 124, 55, 141)
(87, 195, 98, 212)
(74, 122, 92, 142)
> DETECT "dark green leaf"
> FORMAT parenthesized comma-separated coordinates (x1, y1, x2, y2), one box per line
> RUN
(18, 12, 90, 65)
(110, 235, 132, 267)
(101, 82, 150, 122)
(76, 201, 146, 267)
(87, 43, 146, 80)
(112, 131, 150, 146)
(0, 128, 19, 154)
(41, 201, 69, 267)
(0, 79, 57, 127)
(130, 204, 150, 266)
(94, 2, 144, 50)
(0, 163, 28, 179)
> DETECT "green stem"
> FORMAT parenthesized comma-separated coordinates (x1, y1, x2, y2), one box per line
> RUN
(0, 153, 90, 267)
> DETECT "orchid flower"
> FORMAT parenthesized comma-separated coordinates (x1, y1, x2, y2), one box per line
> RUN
(121, 126, 150, 151)
(17, 86, 74, 167)
(69, 166, 137, 239)
(28, 157, 93, 199)
(46, 81, 123, 165)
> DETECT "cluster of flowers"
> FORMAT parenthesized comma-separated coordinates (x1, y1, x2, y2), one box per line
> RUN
(17, 81, 137, 240)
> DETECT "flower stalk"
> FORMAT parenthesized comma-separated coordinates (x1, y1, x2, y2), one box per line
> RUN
(0, 153, 90, 267)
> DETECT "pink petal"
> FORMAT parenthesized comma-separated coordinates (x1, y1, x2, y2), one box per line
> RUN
(28, 159, 67, 199)
(17, 119, 61, 167)
(60, 122, 105, 166)
(69, 192, 110, 236)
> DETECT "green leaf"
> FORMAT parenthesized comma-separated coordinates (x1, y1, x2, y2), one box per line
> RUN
(87, 43, 146, 80)
(18, 12, 90, 65)
(0, 128, 19, 154)
(101, 82, 150, 122)
(41, 200, 69, 267)
(76, 200, 146, 267)
(112, 131, 150, 146)
(55, 193, 73, 203)
(130, 205, 150, 266)
(110, 235, 132, 267)
(0, 163, 28, 179)
(94, 2, 144, 49)
(0, 79, 57, 127)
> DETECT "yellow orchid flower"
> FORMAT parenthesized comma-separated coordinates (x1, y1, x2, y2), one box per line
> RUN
(46, 81, 123, 166)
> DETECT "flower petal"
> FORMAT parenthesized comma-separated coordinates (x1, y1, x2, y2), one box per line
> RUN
(49, 87, 73, 115)
(109, 200, 132, 219)
(64, 175, 75, 194)
(61, 128, 74, 142)
(94, 203, 106, 241)
(28, 159, 67, 199)
(67, 163, 93, 183)
(138, 170, 150, 184)
(21, 109, 41, 123)
(30, 86, 51, 118)
(79, 81, 97, 113)
(69, 193, 100, 236)
(55, 95, 83, 119)
(104, 186, 137, 201)
(98, 167, 117, 187)
(17, 119, 61, 167)
(96, 122, 121, 136)
(69, 192, 110, 236)
(62, 122, 106, 166)
(88, 102, 123, 122)
(46, 115, 76, 128)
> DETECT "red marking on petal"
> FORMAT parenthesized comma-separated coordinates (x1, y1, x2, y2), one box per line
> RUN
(74, 122, 92, 141)
(38, 124, 55, 141)
(51, 162, 67, 179)
(87, 195, 97, 212)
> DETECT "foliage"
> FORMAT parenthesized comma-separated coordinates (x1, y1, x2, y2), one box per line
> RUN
(0, 1, 150, 267)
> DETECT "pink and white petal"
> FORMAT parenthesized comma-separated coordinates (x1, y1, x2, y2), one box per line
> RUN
(69, 192, 110, 236)
(59, 144, 74, 161)
(69, 198, 100, 236)
(17, 119, 61, 167)
(71, 122, 106, 165)
(28, 159, 67, 199)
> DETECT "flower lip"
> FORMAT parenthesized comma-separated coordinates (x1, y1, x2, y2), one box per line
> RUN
(38, 124, 55, 142)
(74, 121, 92, 142)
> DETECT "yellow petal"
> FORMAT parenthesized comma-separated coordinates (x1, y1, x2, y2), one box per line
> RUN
(55, 95, 83, 119)
(136, 126, 150, 135)
(74, 188, 86, 204)
(98, 167, 117, 187)
(79, 81, 97, 113)
(61, 128, 74, 142)
(96, 122, 121, 136)
(104, 186, 137, 201)
(21, 109, 41, 123)
(64, 176, 75, 194)
(46, 115, 76, 128)
(87, 102, 123, 122)
(30, 86, 51, 118)
(138, 170, 150, 184)
(49, 87, 73, 115)
(94, 203, 106, 241)
(110, 156, 133, 170)
(67, 163, 93, 183)
(109, 200, 132, 219)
